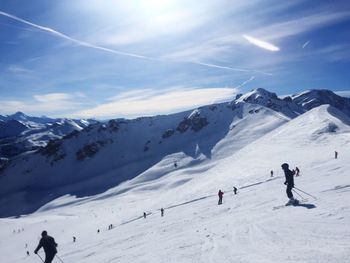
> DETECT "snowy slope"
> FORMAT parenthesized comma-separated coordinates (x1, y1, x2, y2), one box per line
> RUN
(0, 104, 349, 263)
(0, 88, 348, 217)
(0, 99, 290, 217)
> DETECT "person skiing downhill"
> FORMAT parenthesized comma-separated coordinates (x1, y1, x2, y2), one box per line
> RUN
(281, 163, 298, 205)
(34, 231, 57, 263)
(218, 190, 224, 205)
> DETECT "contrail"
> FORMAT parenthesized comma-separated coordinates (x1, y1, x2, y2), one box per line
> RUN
(235, 76, 256, 89)
(0, 10, 271, 75)
(302, 40, 310, 49)
(0, 11, 150, 60)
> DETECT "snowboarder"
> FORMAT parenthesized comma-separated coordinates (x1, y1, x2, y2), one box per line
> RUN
(161, 208, 164, 217)
(73, 236, 76, 242)
(233, 187, 237, 195)
(281, 163, 298, 205)
(295, 167, 300, 176)
(143, 212, 147, 219)
(34, 231, 57, 263)
(335, 151, 338, 159)
(270, 170, 273, 177)
(218, 190, 224, 205)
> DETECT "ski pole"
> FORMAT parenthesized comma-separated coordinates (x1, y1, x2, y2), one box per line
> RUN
(56, 254, 65, 263)
(292, 189, 307, 201)
(37, 254, 44, 263)
(294, 187, 317, 200)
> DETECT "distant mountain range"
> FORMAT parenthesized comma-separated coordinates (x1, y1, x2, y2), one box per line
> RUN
(0, 112, 98, 159)
(0, 88, 349, 217)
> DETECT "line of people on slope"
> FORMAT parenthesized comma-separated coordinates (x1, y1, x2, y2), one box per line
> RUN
(144, 208, 164, 219)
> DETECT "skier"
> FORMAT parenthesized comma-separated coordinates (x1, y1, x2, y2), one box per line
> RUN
(73, 236, 76, 242)
(34, 231, 57, 263)
(174, 162, 178, 168)
(161, 208, 164, 217)
(143, 212, 146, 219)
(270, 170, 273, 177)
(218, 190, 224, 205)
(233, 187, 237, 195)
(281, 163, 298, 205)
(295, 167, 300, 176)
(26, 251, 30, 256)
(97, 229, 100, 233)
(335, 151, 338, 159)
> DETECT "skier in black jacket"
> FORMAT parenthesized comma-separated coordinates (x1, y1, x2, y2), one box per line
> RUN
(34, 231, 57, 263)
(281, 163, 297, 205)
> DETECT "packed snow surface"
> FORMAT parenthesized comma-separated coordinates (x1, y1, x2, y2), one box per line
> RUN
(0, 105, 350, 262)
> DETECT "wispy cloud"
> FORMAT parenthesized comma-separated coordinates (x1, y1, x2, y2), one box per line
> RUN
(243, 35, 280, 51)
(72, 87, 239, 119)
(164, 10, 350, 65)
(33, 93, 72, 103)
(0, 93, 82, 116)
(253, 11, 350, 41)
(0, 10, 265, 75)
(6, 65, 33, 74)
(335, 91, 350, 98)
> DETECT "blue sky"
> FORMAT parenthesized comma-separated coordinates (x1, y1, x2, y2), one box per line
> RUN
(0, 0, 349, 119)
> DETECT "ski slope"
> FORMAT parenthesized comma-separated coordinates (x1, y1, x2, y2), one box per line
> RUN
(1, 105, 350, 263)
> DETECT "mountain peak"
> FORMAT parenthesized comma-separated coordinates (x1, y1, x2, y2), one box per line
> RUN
(12, 111, 28, 119)
(241, 88, 279, 101)
(235, 88, 303, 118)
(292, 89, 350, 116)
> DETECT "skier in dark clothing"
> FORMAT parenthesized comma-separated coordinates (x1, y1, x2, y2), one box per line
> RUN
(335, 151, 338, 159)
(161, 208, 164, 217)
(143, 212, 147, 219)
(233, 187, 237, 195)
(218, 190, 224, 205)
(270, 170, 273, 177)
(281, 163, 297, 205)
(34, 231, 57, 263)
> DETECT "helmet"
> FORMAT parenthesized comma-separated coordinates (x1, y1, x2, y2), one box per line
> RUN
(281, 163, 289, 169)
(41, 231, 47, 237)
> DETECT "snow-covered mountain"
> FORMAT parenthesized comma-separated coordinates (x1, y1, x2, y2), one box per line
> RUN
(0, 88, 348, 218)
(291, 89, 350, 116)
(0, 100, 349, 262)
(0, 112, 98, 160)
